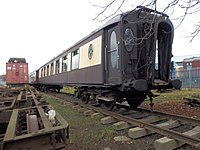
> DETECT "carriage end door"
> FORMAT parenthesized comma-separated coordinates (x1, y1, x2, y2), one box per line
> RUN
(105, 24, 121, 84)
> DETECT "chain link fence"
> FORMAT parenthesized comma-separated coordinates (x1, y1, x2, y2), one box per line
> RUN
(172, 68, 200, 88)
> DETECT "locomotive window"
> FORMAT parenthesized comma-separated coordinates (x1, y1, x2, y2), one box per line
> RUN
(71, 49, 79, 70)
(124, 28, 134, 52)
(55, 60, 60, 74)
(62, 56, 68, 72)
(110, 31, 118, 68)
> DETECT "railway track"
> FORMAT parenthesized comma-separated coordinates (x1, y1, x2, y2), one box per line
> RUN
(49, 92, 200, 150)
(184, 96, 200, 107)
(0, 86, 69, 150)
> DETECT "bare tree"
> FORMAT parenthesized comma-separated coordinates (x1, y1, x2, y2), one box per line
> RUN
(90, 0, 200, 41)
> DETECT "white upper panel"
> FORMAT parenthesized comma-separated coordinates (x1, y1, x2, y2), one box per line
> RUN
(79, 36, 102, 69)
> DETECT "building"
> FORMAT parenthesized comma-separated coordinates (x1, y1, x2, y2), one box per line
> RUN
(183, 56, 200, 70)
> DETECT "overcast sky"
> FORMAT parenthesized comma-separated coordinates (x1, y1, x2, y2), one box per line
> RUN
(0, 0, 200, 75)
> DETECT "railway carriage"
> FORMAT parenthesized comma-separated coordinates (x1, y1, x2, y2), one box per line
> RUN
(6, 58, 29, 86)
(34, 6, 181, 109)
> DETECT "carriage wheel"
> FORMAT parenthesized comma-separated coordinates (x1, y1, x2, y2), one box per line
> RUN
(100, 96, 117, 111)
(101, 100, 116, 111)
(81, 94, 90, 104)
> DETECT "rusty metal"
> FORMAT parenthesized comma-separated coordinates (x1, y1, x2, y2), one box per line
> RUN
(26, 114, 39, 133)
(0, 86, 69, 150)
(0, 88, 20, 98)
(15, 90, 35, 108)
(0, 97, 16, 111)
(2, 106, 69, 150)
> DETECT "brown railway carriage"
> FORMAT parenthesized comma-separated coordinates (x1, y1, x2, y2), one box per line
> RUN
(6, 58, 29, 85)
(38, 30, 104, 85)
(35, 6, 181, 109)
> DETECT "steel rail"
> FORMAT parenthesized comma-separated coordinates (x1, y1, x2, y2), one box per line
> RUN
(136, 107, 200, 125)
(115, 103, 200, 125)
(87, 105, 200, 148)
(46, 92, 200, 148)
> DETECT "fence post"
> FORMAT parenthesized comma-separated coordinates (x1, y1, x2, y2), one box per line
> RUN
(189, 69, 191, 89)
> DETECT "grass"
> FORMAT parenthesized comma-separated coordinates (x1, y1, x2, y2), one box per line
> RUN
(43, 94, 116, 149)
(146, 88, 200, 104)
(60, 86, 75, 94)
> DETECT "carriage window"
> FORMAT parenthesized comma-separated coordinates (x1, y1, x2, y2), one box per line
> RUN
(62, 56, 68, 72)
(55, 60, 60, 74)
(41, 68, 43, 77)
(110, 31, 118, 68)
(155, 41, 158, 70)
(124, 28, 134, 52)
(88, 44, 93, 60)
(71, 49, 79, 70)
(50, 63, 54, 75)
(44, 67, 46, 77)
(47, 65, 49, 76)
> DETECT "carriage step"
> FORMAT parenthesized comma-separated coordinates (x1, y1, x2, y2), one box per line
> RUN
(98, 96, 114, 102)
